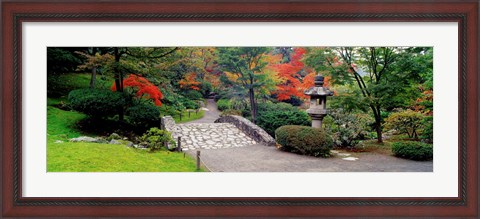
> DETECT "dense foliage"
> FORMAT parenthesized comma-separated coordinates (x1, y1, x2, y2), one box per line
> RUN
(140, 127, 176, 151)
(216, 99, 232, 111)
(391, 141, 433, 161)
(384, 110, 425, 139)
(324, 109, 374, 148)
(257, 109, 311, 137)
(275, 125, 333, 157)
(68, 88, 125, 118)
(125, 103, 161, 130)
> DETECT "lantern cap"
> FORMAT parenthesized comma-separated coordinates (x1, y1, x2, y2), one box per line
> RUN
(314, 75, 324, 86)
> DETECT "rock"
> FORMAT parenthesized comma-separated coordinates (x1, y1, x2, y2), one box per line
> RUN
(109, 139, 122, 144)
(70, 136, 101, 143)
(54, 140, 64, 144)
(342, 157, 359, 161)
(214, 115, 276, 146)
(108, 133, 121, 140)
(126, 141, 134, 147)
(123, 137, 128, 140)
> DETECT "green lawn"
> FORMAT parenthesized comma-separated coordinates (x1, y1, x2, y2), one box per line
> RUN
(48, 142, 199, 172)
(173, 110, 205, 123)
(47, 105, 201, 172)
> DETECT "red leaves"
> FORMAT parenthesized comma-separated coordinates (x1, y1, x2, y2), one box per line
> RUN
(274, 48, 308, 100)
(111, 74, 163, 106)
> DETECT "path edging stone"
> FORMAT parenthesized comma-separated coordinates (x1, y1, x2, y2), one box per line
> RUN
(214, 115, 276, 146)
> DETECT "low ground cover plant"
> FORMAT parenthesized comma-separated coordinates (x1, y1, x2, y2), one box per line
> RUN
(391, 141, 433, 161)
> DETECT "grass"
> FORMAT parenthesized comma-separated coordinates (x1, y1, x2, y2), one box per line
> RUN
(47, 72, 203, 172)
(48, 142, 200, 172)
(354, 140, 393, 155)
(173, 110, 205, 123)
(47, 104, 201, 172)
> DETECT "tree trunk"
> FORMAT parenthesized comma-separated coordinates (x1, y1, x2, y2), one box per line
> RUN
(370, 104, 383, 143)
(114, 47, 124, 121)
(249, 88, 257, 123)
(375, 119, 383, 143)
(89, 47, 97, 89)
(90, 67, 97, 89)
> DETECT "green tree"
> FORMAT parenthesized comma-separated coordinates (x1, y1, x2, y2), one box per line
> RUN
(304, 47, 432, 143)
(217, 47, 270, 123)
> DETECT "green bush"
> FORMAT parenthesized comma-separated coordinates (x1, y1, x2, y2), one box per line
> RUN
(182, 90, 203, 100)
(420, 116, 433, 143)
(391, 141, 433, 161)
(275, 125, 333, 157)
(257, 101, 296, 112)
(324, 109, 374, 148)
(217, 99, 232, 111)
(384, 110, 425, 139)
(140, 127, 176, 151)
(220, 109, 242, 116)
(68, 88, 125, 118)
(126, 103, 160, 129)
(257, 110, 311, 137)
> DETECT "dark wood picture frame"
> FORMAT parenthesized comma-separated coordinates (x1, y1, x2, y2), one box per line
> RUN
(1, 0, 478, 217)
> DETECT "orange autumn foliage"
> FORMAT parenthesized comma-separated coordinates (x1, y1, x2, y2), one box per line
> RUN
(179, 72, 201, 90)
(111, 74, 163, 106)
(274, 48, 306, 100)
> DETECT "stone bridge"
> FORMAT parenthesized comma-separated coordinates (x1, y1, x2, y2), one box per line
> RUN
(161, 115, 275, 151)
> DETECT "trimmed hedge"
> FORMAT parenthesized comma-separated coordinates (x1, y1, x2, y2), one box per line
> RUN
(126, 103, 160, 129)
(68, 88, 125, 118)
(391, 141, 433, 161)
(257, 110, 311, 137)
(275, 125, 333, 157)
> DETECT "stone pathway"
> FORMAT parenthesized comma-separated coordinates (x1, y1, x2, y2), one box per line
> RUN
(173, 123, 256, 151)
(172, 99, 256, 151)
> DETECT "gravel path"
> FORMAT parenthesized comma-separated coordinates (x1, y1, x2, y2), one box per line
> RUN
(186, 98, 220, 124)
(186, 144, 433, 172)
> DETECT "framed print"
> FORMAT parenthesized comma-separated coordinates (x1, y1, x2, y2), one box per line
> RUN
(1, 0, 478, 217)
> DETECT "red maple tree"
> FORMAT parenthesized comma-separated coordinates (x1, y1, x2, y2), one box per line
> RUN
(111, 74, 163, 106)
(274, 47, 306, 100)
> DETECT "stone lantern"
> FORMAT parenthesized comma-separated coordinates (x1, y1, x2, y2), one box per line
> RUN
(304, 75, 334, 128)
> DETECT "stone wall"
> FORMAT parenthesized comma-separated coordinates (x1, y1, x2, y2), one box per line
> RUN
(161, 116, 177, 133)
(214, 115, 276, 146)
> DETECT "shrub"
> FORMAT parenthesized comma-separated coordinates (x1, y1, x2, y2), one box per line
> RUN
(257, 110, 311, 136)
(420, 116, 433, 143)
(217, 99, 232, 111)
(257, 101, 296, 112)
(324, 109, 374, 148)
(68, 88, 125, 118)
(126, 103, 160, 129)
(140, 127, 176, 151)
(391, 141, 433, 161)
(384, 110, 425, 139)
(220, 109, 242, 116)
(180, 97, 200, 110)
(183, 90, 203, 100)
(275, 125, 333, 157)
